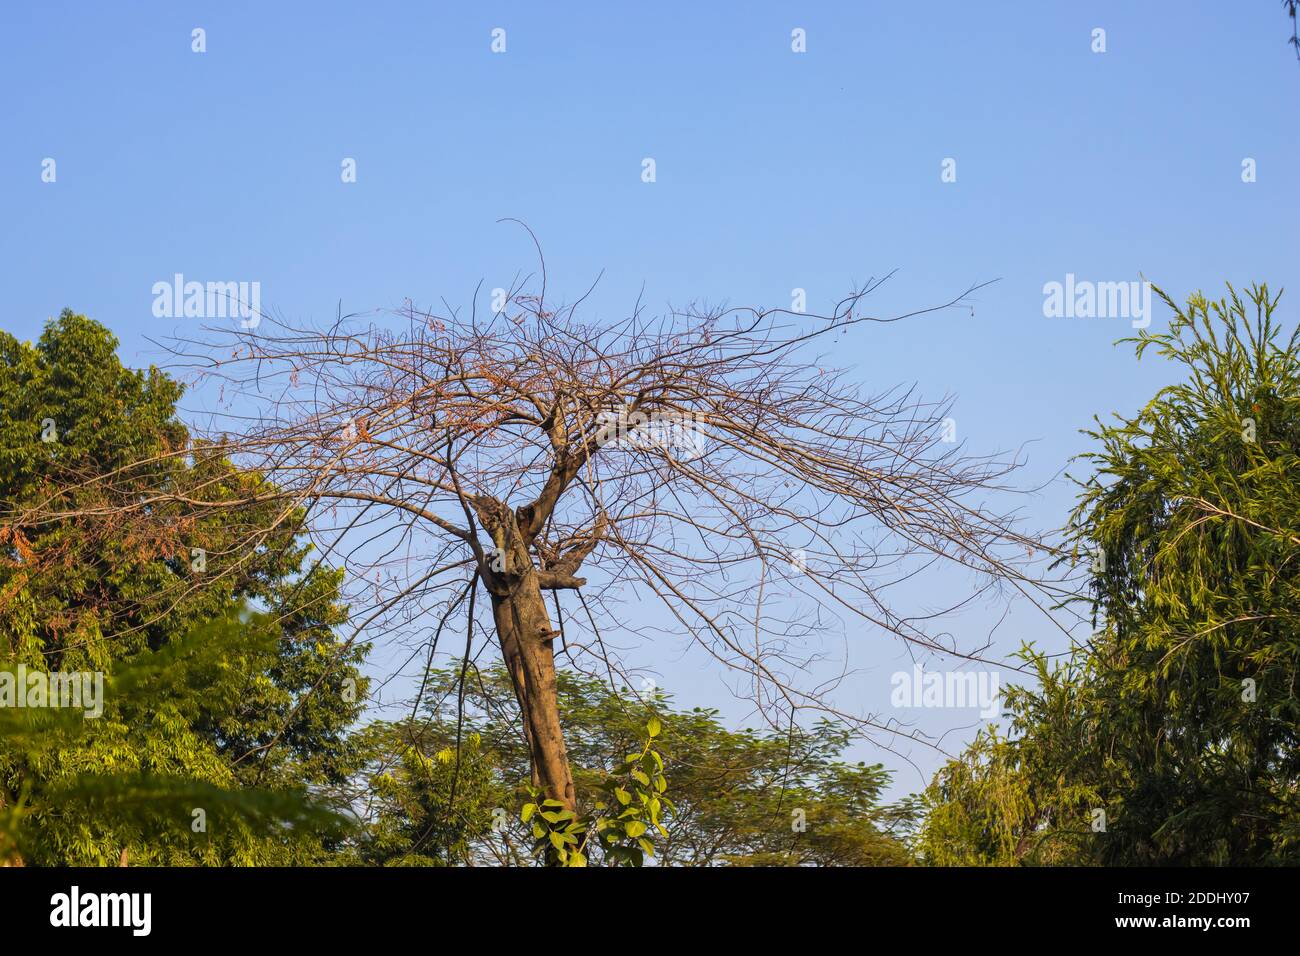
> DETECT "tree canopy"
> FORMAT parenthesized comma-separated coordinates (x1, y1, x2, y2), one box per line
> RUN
(0, 312, 369, 864)
(919, 284, 1300, 865)
(9, 282, 1300, 869)
(351, 665, 915, 866)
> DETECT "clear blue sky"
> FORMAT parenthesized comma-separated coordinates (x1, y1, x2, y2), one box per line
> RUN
(3, 1, 1297, 793)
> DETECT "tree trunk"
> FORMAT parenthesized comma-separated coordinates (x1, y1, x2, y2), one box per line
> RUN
(489, 573, 576, 812)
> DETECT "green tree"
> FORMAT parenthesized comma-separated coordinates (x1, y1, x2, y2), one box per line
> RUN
(0, 311, 369, 863)
(916, 650, 1103, 866)
(353, 724, 499, 866)
(355, 665, 914, 866)
(919, 283, 1300, 866)
(0, 608, 351, 866)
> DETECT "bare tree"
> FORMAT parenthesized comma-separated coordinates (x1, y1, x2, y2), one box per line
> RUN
(17, 246, 1061, 812)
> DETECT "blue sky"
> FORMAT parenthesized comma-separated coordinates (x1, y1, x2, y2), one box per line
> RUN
(3, 1, 1298, 793)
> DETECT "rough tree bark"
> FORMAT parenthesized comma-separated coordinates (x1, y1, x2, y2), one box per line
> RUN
(472, 496, 587, 811)
(490, 583, 575, 809)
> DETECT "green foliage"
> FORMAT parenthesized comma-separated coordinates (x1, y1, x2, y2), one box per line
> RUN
(520, 795, 585, 865)
(358, 728, 498, 866)
(919, 283, 1300, 865)
(916, 648, 1102, 866)
(0, 609, 350, 865)
(521, 721, 672, 867)
(588, 718, 672, 867)
(355, 665, 914, 866)
(0, 311, 369, 863)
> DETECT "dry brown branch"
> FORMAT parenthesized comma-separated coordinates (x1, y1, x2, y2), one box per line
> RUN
(13, 251, 1071, 809)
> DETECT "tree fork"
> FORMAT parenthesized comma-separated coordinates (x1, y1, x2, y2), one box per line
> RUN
(473, 495, 578, 812)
